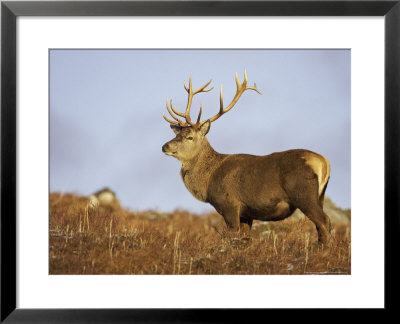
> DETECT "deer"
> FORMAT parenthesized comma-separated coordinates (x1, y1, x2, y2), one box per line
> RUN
(161, 71, 332, 244)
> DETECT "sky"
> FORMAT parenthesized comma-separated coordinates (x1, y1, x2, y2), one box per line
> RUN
(50, 49, 350, 213)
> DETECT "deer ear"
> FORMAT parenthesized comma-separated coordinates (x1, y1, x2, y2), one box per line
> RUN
(199, 120, 211, 136)
(170, 125, 182, 135)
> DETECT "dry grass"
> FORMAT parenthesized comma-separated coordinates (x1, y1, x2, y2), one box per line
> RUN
(49, 193, 351, 275)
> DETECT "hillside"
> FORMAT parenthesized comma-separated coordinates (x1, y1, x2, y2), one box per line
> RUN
(49, 192, 350, 275)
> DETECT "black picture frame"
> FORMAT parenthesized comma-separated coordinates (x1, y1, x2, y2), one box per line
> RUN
(1, 0, 399, 322)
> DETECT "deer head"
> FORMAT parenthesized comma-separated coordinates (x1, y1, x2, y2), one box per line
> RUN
(162, 70, 261, 162)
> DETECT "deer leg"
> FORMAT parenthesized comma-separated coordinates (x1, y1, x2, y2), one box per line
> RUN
(301, 206, 331, 245)
(318, 184, 332, 233)
(220, 205, 241, 232)
(240, 218, 253, 236)
(284, 175, 331, 245)
(318, 181, 328, 207)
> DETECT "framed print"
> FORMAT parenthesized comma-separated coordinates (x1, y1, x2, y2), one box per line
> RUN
(1, 0, 399, 322)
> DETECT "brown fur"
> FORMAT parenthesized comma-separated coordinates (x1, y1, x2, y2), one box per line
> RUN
(162, 122, 331, 244)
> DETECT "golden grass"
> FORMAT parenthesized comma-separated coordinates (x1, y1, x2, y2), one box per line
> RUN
(49, 193, 351, 275)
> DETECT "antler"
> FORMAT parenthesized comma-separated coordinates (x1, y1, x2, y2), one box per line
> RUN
(205, 69, 261, 125)
(162, 76, 213, 129)
(162, 70, 261, 129)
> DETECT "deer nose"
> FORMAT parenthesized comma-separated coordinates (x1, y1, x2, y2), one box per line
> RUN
(162, 143, 168, 152)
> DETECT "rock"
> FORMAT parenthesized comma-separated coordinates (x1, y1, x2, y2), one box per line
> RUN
(88, 195, 99, 207)
(87, 187, 120, 210)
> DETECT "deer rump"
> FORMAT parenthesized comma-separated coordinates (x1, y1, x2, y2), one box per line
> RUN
(205, 149, 330, 224)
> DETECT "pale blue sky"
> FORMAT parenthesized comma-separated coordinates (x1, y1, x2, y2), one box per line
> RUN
(50, 49, 350, 213)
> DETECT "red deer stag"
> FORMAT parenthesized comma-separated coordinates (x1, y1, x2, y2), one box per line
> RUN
(162, 71, 331, 244)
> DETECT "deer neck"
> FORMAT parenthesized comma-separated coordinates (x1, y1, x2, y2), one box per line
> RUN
(180, 139, 224, 202)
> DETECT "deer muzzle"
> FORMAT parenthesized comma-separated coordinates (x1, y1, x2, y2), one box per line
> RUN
(162, 142, 176, 156)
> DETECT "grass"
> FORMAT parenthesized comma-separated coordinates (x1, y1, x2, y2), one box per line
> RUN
(49, 193, 351, 275)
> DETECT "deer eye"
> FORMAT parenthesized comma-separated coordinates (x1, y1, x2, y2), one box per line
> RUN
(186, 136, 194, 141)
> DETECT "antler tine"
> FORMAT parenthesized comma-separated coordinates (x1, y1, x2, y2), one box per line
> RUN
(193, 79, 213, 94)
(245, 82, 262, 95)
(169, 99, 186, 117)
(183, 76, 192, 94)
(203, 70, 262, 125)
(196, 102, 203, 125)
(243, 69, 262, 94)
(165, 100, 184, 124)
(184, 83, 194, 124)
(219, 85, 224, 112)
(183, 78, 214, 128)
(235, 72, 241, 89)
(163, 97, 189, 127)
(162, 113, 182, 126)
